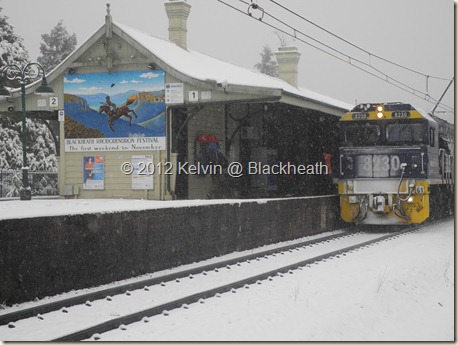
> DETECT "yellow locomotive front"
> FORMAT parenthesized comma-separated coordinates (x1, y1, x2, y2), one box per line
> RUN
(338, 102, 444, 225)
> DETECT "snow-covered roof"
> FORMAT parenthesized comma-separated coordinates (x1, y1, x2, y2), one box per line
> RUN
(0, 20, 351, 114)
(115, 22, 352, 112)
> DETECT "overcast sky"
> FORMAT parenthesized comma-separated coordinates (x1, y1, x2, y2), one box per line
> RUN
(1, 0, 454, 122)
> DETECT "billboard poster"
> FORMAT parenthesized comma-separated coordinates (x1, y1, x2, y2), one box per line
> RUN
(131, 155, 154, 190)
(83, 156, 105, 190)
(64, 70, 166, 152)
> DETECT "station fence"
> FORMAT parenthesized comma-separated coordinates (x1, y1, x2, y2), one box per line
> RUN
(0, 170, 58, 198)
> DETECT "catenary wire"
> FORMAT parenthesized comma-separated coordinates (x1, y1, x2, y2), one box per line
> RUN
(267, 0, 451, 81)
(239, 0, 454, 112)
(217, 0, 453, 114)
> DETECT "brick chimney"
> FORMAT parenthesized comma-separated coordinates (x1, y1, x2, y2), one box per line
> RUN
(164, 0, 191, 50)
(275, 46, 301, 87)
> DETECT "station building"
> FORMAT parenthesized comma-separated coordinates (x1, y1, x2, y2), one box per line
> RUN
(0, 0, 351, 200)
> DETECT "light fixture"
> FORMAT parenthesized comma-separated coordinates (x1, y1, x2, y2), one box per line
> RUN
(35, 76, 55, 95)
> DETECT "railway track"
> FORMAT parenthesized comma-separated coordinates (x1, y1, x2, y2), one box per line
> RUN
(0, 218, 448, 341)
(0, 229, 351, 327)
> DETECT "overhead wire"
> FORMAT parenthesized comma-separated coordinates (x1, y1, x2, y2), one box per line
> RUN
(217, 0, 453, 114)
(267, 0, 450, 81)
(251, 1, 452, 109)
(246, 0, 454, 112)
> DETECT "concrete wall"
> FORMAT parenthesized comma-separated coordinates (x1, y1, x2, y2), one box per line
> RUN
(0, 196, 342, 305)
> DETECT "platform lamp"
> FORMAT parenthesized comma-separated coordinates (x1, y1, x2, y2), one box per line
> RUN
(0, 63, 54, 200)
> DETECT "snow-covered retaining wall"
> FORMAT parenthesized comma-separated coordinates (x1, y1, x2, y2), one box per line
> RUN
(0, 196, 341, 304)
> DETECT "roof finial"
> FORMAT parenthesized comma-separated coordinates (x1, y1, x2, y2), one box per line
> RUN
(106, 2, 111, 15)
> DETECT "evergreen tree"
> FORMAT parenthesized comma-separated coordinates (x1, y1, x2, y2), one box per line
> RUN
(254, 45, 278, 77)
(37, 20, 77, 73)
(0, 8, 57, 196)
(0, 116, 57, 171)
(0, 116, 58, 196)
(0, 6, 29, 69)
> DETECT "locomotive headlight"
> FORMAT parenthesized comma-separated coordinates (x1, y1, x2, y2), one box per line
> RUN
(411, 155, 421, 169)
(376, 105, 384, 118)
(407, 196, 414, 203)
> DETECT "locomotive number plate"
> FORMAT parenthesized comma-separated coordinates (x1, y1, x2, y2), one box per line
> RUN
(392, 111, 410, 118)
(352, 112, 368, 120)
(355, 154, 401, 178)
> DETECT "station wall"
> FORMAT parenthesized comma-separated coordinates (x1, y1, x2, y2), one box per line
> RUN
(0, 196, 342, 304)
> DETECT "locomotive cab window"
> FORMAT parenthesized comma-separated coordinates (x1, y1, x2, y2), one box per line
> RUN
(343, 123, 380, 146)
(386, 122, 424, 144)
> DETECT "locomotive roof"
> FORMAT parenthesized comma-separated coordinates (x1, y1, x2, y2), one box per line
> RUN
(344, 102, 439, 123)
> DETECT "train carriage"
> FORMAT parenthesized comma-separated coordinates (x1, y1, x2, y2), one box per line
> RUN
(338, 102, 454, 225)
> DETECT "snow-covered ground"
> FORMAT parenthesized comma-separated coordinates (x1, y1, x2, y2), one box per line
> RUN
(0, 198, 454, 341)
(98, 219, 454, 341)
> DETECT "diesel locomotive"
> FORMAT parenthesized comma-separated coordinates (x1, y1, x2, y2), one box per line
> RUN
(338, 102, 454, 225)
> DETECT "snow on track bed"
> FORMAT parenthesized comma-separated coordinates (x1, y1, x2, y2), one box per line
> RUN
(99, 218, 453, 341)
(1, 221, 445, 341)
(0, 230, 347, 325)
(0, 229, 349, 341)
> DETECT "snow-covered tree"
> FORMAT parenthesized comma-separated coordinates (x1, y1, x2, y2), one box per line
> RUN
(0, 116, 56, 171)
(254, 45, 278, 77)
(0, 6, 29, 69)
(37, 20, 77, 73)
(0, 116, 22, 169)
(0, 116, 58, 196)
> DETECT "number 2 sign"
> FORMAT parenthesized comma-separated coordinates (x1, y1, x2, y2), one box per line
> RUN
(49, 97, 58, 108)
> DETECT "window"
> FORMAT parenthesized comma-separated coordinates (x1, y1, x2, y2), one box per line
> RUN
(386, 123, 423, 144)
(344, 123, 380, 146)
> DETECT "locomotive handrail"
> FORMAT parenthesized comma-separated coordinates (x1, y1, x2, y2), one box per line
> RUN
(439, 148, 445, 181)
(394, 163, 414, 221)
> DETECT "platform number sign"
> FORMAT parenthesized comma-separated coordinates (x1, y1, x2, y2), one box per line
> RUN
(58, 110, 65, 122)
(49, 96, 58, 108)
(189, 91, 199, 102)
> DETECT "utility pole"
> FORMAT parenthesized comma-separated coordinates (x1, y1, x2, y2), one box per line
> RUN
(431, 77, 454, 115)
